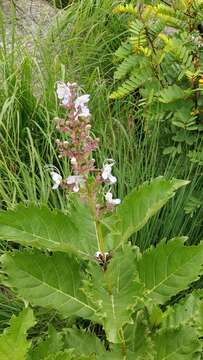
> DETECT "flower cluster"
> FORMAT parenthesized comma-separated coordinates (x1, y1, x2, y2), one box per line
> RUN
(50, 81, 120, 209)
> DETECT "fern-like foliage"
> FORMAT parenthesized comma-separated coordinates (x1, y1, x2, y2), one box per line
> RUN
(111, 0, 203, 154)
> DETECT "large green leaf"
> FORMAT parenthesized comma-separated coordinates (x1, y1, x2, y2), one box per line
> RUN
(0, 201, 98, 257)
(138, 238, 203, 304)
(1, 251, 98, 321)
(105, 177, 189, 248)
(154, 327, 201, 360)
(0, 178, 188, 256)
(84, 246, 143, 343)
(0, 307, 35, 360)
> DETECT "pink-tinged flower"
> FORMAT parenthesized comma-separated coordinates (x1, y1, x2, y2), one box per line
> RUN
(66, 175, 85, 192)
(74, 94, 90, 118)
(50, 171, 62, 190)
(105, 191, 121, 206)
(102, 159, 117, 184)
(56, 82, 75, 108)
(56, 82, 71, 101)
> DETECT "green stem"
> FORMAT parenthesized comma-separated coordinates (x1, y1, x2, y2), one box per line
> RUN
(86, 183, 105, 253)
(96, 220, 105, 253)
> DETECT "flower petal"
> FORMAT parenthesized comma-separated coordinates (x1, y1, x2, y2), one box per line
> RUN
(56, 82, 69, 99)
(112, 198, 121, 205)
(66, 176, 76, 185)
(108, 174, 117, 184)
(102, 164, 112, 180)
(75, 94, 90, 106)
(78, 106, 90, 118)
(105, 192, 113, 202)
(52, 183, 59, 190)
(50, 172, 62, 184)
(105, 191, 121, 206)
(62, 95, 70, 106)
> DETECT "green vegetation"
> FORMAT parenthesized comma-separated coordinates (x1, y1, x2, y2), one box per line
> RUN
(48, 0, 70, 8)
(0, 0, 203, 358)
(111, 1, 203, 157)
(2, 178, 203, 358)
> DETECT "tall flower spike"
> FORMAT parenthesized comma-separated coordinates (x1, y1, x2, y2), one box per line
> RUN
(54, 80, 121, 214)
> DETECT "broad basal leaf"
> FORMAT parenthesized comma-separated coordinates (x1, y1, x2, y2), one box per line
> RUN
(1, 251, 98, 321)
(0, 307, 35, 360)
(104, 177, 189, 249)
(154, 327, 201, 360)
(84, 246, 143, 343)
(0, 200, 98, 257)
(138, 237, 203, 304)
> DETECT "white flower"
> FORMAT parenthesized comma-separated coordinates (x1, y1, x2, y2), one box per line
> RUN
(50, 171, 62, 190)
(56, 82, 72, 107)
(105, 191, 121, 206)
(75, 94, 90, 106)
(74, 94, 90, 118)
(66, 175, 85, 192)
(102, 159, 117, 184)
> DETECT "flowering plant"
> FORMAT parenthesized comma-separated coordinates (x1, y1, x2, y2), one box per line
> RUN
(51, 81, 120, 212)
(0, 83, 203, 359)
